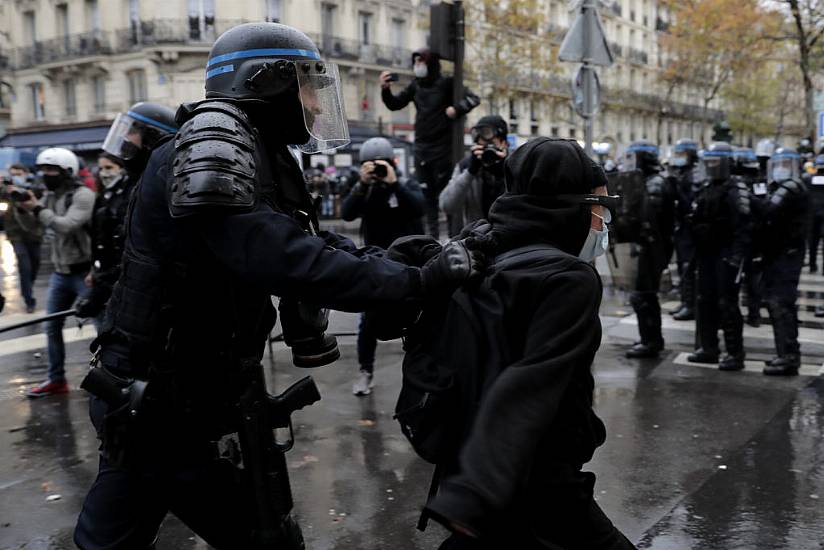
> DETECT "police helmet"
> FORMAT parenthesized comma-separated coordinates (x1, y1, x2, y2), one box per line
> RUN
(623, 141, 659, 173)
(732, 147, 759, 176)
(670, 138, 698, 168)
(755, 138, 776, 159)
(702, 142, 734, 181)
(359, 137, 395, 164)
(768, 147, 801, 183)
(203, 23, 349, 153)
(102, 102, 178, 162)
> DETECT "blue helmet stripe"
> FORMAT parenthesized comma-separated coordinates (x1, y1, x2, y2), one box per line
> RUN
(206, 64, 235, 80)
(773, 152, 801, 159)
(207, 48, 321, 67)
(703, 150, 733, 157)
(628, 145, 658, 153)
(126, 110, 178, 133)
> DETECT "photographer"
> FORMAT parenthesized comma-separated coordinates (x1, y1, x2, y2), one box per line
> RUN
(440, 116, 509, 237)
(1, 164, 45, 313)
(341, 137, 425, 395)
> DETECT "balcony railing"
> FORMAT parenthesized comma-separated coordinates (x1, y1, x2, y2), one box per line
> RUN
(309, 34, 412, 69)
(627, 48, 648, 65)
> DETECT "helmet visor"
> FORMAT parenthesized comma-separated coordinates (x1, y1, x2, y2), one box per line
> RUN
(295, 62, 349, 153)
(623, 151, 637, 172)
(703, 155, 730, 180)
(670, 151, 689, 167)
(102, 113, 145, 161)
(768, 157, 799, 182)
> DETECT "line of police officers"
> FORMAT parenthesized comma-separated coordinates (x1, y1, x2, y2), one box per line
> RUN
(614, 137, 811, 376)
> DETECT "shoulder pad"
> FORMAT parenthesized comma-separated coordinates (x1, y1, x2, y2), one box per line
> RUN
(782, 179, 805, 194)
(733, 182, 751, 215)
(169, 100, 259, 218)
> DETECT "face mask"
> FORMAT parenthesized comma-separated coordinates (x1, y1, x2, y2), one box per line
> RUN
(11, 175, 26, 186)
(99, 169, 121, 189)
(578, 226, 609, 263)
(41, 173, 64, 191)
(772, 167, 792, 182)
(414, 64, 428, 79)
(670, 157, 688, 167)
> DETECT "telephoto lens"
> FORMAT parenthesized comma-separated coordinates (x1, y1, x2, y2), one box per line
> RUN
(481, 145, 501, 165)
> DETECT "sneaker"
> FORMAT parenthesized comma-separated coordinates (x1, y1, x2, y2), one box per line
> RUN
(26, 380, 69, 398)
(352, 370, 374, 396)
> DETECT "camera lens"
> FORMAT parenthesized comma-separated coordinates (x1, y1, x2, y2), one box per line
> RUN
(374, 164, 388, 179)
(481, 146, 500, 164)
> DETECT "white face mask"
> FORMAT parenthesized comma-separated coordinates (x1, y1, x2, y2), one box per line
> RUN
(99, 169, 122, 189)
(414, 64, 428, 79)
(578, 226, 609, 263)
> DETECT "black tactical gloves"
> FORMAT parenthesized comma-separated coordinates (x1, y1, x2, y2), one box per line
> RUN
(420, 239, 487, 293)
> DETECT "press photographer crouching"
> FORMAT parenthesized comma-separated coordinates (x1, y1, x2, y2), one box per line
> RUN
(440, 116, 508, 237)
(341, 137, 425, 395)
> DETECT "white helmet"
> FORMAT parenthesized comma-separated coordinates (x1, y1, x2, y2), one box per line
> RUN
(36, 147, 79, 175)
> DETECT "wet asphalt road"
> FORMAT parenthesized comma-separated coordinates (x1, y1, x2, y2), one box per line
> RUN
(1, 231, 823, 549)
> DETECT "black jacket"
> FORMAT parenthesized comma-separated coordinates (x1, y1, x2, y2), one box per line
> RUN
(690, 178, 752, 263)
(340, 177, 425, 249)
(382, 76, 479, 162)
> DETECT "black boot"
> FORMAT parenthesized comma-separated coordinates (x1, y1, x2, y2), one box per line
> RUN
(763, 356, 780, 366)
(625, 341, 663, 359)
(745, 313, 761, 328)
(763, 355, 800, 376)
(672, 306, 695, 321)
(718, 354, 745, 371)
(687, 348, 719, 363)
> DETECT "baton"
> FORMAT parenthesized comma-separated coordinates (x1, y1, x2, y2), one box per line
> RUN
(0, 309, 77, 335)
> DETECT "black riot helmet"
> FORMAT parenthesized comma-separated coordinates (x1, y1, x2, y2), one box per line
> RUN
(102, 102, 178, 174)
(204, 22, 349, 153)
(702, 141, 734, 181)
(732, 147, 759, 177)
(623, 141, 660, 174)
(670, 138, 699, 168)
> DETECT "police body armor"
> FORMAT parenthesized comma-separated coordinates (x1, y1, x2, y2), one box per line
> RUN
(762, 179, 809, 258)
(691, 178, 751, 252)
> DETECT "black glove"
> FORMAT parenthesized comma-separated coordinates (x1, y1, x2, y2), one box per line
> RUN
(75, 296, 103, 319)
(467, 153, 482, 175)
(420, 239, 486, 292)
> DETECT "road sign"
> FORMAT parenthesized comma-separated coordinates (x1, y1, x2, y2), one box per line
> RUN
(815, 91, 824, 112)
(818, 111, 824, 139)
(572, 65, 600, 118)
(558, 1, 614, 67)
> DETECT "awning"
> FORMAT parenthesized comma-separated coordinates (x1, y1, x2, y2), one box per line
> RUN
(0, 125, 111, 152)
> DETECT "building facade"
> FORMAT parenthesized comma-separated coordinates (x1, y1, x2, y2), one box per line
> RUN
(0, 0, 721, 166)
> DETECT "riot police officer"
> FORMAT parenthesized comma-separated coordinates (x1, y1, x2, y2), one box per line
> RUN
(807, 154, 824, 275)
(667, 138, 700, 321)
(761, 148, 809, 375)
(74, 23, 483, 550)
(624, 141, 676, 359)
(688, 142, 752, 371)
(732, 147, 765, 327)
(75, 102, 178, 320)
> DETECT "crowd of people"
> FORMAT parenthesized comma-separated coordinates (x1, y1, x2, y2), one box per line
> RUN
(0, 18, 821, 550)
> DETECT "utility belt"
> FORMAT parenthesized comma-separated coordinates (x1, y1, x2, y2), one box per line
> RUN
(68, 261, 92, 275)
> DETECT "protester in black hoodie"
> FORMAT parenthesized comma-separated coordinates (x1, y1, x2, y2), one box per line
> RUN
(380, 48, 480, 238)
(424, 138, 635, 549)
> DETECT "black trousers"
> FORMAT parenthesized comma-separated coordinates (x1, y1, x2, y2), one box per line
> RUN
(764, 249, 804, 357)
(673, 226, 695, 308)
(74, 398, 290, 550)
(696, 252, 744, 357)
(629, 248, 666, 347)
(744, 256, 764, 319)
(415, 154, 454, 239)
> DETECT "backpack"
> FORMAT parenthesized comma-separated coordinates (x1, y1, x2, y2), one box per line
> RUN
(393, 244, 559, 465)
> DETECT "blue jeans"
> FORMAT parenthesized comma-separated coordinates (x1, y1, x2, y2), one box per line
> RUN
(46, 272, 89, 383)
(357, 313, 377, 373)
(11, 240, 41, 307)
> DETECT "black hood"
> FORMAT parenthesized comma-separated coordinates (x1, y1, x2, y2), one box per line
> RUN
(488, 138, 606, 255)
(412, 48, 442, 83)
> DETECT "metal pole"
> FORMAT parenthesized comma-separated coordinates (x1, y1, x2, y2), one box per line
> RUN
(582, 0, 594, 157)
(0, 309, 77, 335)
(452, 0, 465, 167)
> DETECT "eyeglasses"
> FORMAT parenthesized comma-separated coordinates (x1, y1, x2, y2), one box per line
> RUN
(556, 193, 620, 220)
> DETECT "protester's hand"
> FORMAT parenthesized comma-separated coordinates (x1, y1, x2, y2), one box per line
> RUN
(17, 190, 38, 212)
(379, 71, 393, 90)
(84, 273, 93, 287)
(359, 161, 375, 184)
(468, 144, 484, 174)
(445, 106, 458, 119)
(420, 239, 486, 292)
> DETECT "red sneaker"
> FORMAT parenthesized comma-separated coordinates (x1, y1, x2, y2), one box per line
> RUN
(26, 380, 70, 398)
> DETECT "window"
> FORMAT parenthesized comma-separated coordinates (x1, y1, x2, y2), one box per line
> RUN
(127, 69, 147, 103)
(188, 0, 216, 41)
(359, 12, 372, 46)
(551, 126, 559, 137)
(265, 0, 281, 22)
(56, 4, 70, 53)
(321, 3, 336, 50)
(23, 11, 36, 45)
(128, 0, 140, 44)
(64, 79, 77, 116)
(391, 18, 405, 50)
(30, 83, 45, 121)
(569, 128, 576, 138)
(508, 98, 517, 120)
(85, 0, 100, 34)
(92, 76, 106, 113)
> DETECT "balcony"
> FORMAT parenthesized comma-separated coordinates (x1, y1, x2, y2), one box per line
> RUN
(627, 48, 648, 65)
(311, 34, 412, 69)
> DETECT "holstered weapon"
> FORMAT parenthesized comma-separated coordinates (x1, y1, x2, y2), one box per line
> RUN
(235, 358, 321, 549)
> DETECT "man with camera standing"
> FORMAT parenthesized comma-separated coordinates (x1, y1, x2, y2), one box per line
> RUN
(1, 164, 44, 313)
(342, 137, 425, 395)
(380, 48, 480, 239)
(17, 148, 95, 397)
(439, 116, 509, 237)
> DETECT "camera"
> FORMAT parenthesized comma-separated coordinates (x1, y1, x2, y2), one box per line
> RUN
(481, 144, 502, 166)
(9, 189, 32, 202)
(387, 73, 399, 82)
(373, 163, 388, 179)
